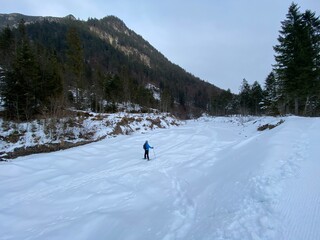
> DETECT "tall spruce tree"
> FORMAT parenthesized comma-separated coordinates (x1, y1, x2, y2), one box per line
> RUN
(273, 3, 303, 114)
(0, 25, 15, 69)
(273, 3, 320, 115)
(2, 20, 40, 120)
(301, 10, 320, 115)
(1, 20, 64, 119)
(251, 81, 264, 115)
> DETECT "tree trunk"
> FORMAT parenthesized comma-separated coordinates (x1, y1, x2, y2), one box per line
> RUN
(303, 96, 309, 116)
(295, 97, 299, 115)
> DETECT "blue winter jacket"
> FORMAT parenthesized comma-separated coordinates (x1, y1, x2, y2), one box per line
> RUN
(144, 142, 153, 150)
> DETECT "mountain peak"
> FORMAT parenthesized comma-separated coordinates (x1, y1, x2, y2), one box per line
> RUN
(99, 15, 130, 34)
(64, 14, 76, 21)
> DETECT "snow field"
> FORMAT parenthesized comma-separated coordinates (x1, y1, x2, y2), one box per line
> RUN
(0, 116, 319, 240)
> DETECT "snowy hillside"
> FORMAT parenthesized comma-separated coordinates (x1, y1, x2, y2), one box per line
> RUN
(1, 116, 320, 240)
(0, 112, 180, 159)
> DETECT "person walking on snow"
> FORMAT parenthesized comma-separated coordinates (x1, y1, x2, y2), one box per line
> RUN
(143, 140, 153, 160)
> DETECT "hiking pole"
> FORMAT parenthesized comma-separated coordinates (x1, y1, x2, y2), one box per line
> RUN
(153, 148, 156, 159)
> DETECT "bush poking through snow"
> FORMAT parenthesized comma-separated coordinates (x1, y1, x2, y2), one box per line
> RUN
(257, 119, 285, 131)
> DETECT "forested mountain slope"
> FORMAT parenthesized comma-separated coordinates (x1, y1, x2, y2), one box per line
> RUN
(0, 13, 231, 119)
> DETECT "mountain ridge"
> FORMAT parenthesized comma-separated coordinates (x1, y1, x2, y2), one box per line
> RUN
(0, 13, 76, 29)
(0, 13, 233, 118)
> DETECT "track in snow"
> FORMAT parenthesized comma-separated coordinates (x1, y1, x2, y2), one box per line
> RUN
(1, 116, 319, 240)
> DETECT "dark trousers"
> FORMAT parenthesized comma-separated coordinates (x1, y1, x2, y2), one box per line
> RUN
(144, 150, 149, 160)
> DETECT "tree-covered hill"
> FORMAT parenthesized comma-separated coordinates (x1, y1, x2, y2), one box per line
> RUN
(0, 13, 232, 120)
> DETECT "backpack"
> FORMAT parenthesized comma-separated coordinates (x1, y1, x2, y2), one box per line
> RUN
(143, 142, 147, 150)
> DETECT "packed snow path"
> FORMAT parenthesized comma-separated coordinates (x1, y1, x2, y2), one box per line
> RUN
(1, 116, 319, 240)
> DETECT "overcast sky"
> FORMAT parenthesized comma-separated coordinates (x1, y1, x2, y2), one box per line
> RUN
(1, 0, 320, 92)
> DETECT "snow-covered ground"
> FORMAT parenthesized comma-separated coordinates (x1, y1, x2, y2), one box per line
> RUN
(0, 116, 319, 240)
(0, 112, 180, 157)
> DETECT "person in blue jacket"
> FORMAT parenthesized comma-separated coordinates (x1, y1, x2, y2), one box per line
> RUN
(143, 140, 153, 160)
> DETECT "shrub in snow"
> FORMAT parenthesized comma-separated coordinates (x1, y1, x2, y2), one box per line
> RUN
(257, 119, 285, 131)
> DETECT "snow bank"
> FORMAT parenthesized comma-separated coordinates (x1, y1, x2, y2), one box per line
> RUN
(0, 112, 181, 159)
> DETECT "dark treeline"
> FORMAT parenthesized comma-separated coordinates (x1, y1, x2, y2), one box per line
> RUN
(0, 20, 63, 120)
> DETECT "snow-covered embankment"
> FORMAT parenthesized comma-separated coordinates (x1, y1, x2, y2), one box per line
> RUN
(0, 112, 180, 159)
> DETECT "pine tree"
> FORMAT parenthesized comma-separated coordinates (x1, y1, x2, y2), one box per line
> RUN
(0, 25, 15, 69)
(66, 27, 84, 106)
(239, 79, 251, 115)
(273, 3, 320, 115)
(262, 72, 279, 115)
(251, 81, 264, 115)
(0, 26, 14, 107)
(2, 19, 40, 120)
(273, 3, 303, 114)
(38, 49, 64, 112)
(1, 20, 64, 119)
(301, 10, 320, 115)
